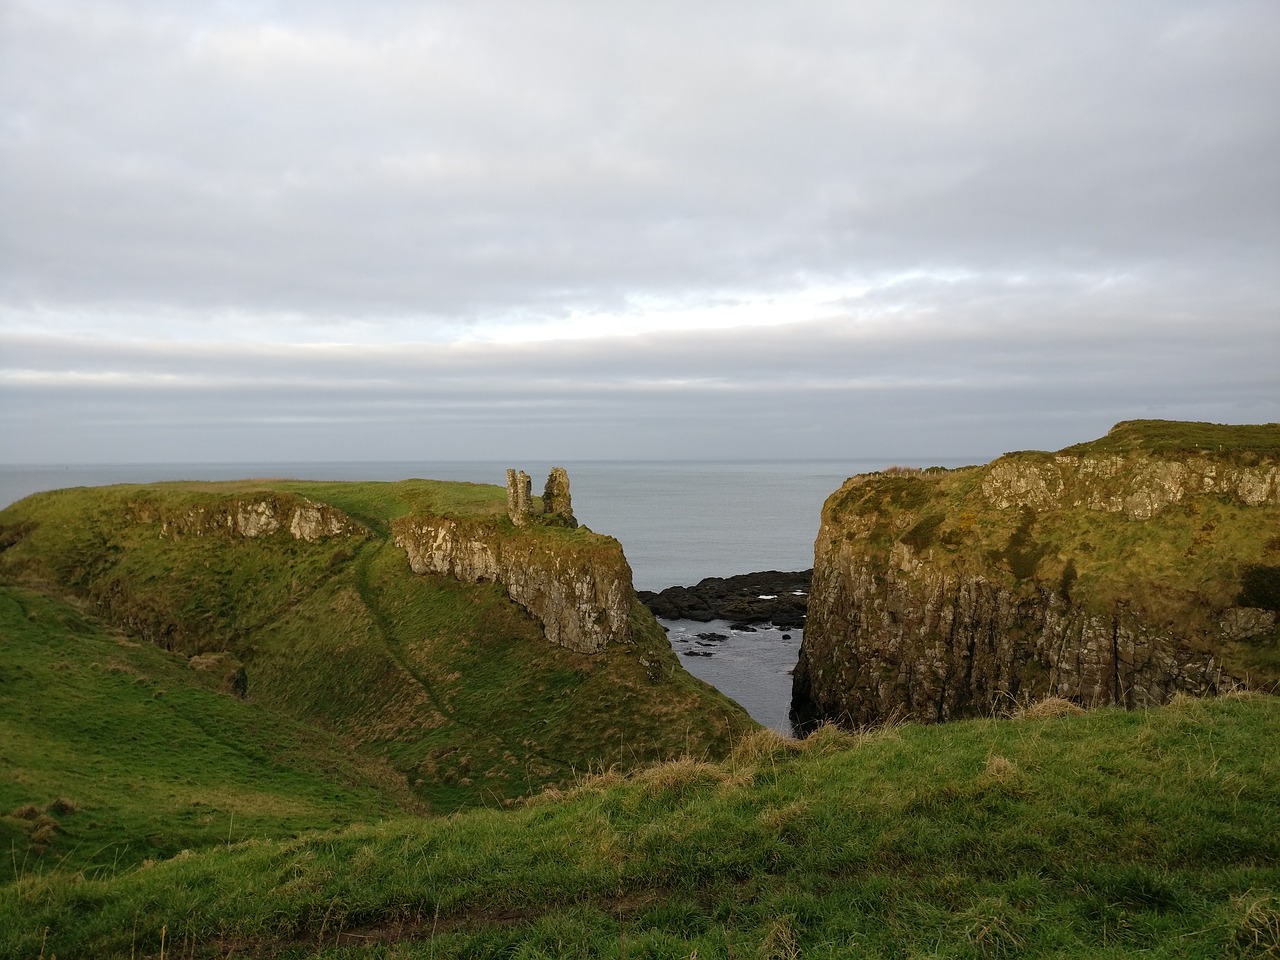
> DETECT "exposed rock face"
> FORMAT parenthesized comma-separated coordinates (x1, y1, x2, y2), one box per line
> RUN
(142, 495, 365, 543)
(394, 516, 632, 654)
(980, 454, 1279, 518)
(792, 421, 1280, 731)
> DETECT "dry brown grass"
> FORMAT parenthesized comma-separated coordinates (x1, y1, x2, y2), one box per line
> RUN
(758, 800, 811, 833)
(1232, 890, 1280, 958)
(636, 756, 725, 798)
(729, 728, 802, 765)
(1016, 696, 1086, 720)
(981, 755, 1020, 786)
(798, 721, 858, 753)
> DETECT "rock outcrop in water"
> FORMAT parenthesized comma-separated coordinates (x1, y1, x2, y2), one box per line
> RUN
(638, 570, 810, 628)
(792, 421, 1280, 731)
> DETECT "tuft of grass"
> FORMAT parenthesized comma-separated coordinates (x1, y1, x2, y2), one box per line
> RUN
(729, 727, 804, 765)
(1231, 890, 1280, 958)
(1016, 696, 1087, 720)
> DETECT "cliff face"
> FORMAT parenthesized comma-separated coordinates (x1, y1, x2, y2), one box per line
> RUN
(792, 421, 1280, 730)
(394, 516, 632, 654)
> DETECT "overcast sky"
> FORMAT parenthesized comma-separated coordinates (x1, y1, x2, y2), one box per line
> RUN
(1, 1, 1276, 464)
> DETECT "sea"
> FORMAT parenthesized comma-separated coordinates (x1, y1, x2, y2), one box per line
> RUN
(1, 457, 979, 733)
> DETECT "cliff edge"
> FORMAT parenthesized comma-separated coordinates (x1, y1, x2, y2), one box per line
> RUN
(394, 515, 631, 654)
(0, 473, 752, 811)
(792, 420, 1280, 730)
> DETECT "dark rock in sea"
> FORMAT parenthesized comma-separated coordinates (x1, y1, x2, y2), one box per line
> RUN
(696, 632, 729, 642)
(729, 623, 757, 632)
(638, 570, 811, 628)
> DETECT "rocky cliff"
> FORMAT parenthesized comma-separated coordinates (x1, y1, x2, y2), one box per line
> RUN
(0, 476, 752, 814)
(792, 421, 1280, 730)
(394, 516, 632, 655)
(392, 467, 630, 655)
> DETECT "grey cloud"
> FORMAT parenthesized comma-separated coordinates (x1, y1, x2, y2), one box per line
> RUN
(1, 1, 1276, 462)
(4, 291, 1276, 463)
(4, 1, 1277, 329)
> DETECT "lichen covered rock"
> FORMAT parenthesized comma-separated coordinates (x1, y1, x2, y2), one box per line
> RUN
(394, 516, 632, 654)
(144, 495, 364, 543)
(792, 421, 1280, 731)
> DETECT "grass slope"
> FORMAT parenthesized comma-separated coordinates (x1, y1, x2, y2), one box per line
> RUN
(4, 694, 1277, 958)
(0, 585, 419, 884)
(1058, 419, 1280, 461)
(0, 479, 752, 835)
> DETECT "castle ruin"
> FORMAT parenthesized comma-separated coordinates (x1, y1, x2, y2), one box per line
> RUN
(506, 467, 578, 528)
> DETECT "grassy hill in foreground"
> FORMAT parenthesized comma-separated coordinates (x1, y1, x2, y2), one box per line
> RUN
(4, 691, 1277, 958)
(0, 585, 428, 883)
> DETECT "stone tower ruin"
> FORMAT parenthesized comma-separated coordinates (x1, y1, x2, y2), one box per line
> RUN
(506, 467, 577, 528)
(541, 466, 578, 528)
(505, 469, 533, 526)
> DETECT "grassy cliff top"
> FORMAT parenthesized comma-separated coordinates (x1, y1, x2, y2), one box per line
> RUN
(1054, 419, 1280, 461)
(5, 476, 507, 535)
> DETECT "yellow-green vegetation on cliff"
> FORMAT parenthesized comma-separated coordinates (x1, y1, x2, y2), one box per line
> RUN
(793, 421, 1280, 730)
(0, 475, 752, 878)
(4, 693, 1277, 958)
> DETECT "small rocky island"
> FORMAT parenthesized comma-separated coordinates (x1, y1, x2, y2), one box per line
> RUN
(637, 570, 810, 629)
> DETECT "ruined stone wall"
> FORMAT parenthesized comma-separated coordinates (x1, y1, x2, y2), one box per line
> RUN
(542, 467, 578, 527)
(506, 469, 533, 526)
(506, 466, 578, 528)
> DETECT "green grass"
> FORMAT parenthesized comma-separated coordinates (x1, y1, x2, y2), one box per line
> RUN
(2, 467, 1278, 957)
(272, 478, 508, 535)
(0, 585, 419, 883)
(0, 478, 753, 825)
(1058, 420, 1280, 461)
(3, 694, 1277, 958)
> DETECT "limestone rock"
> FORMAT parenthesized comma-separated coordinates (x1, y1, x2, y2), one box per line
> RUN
(394, 515, 632, 654)
(149, 495, 365, 543)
